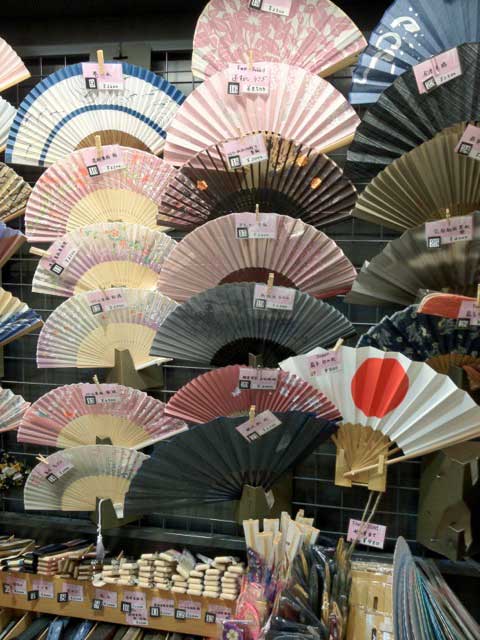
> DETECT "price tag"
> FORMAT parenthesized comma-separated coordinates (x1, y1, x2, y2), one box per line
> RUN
(227, 63, 270, 95)
(347, 519, 387, 550)
(28, 590, 39, 601)
(94, 588, 117, 608)
(123, 590, 146, 612)
(238, 367, 279, 390)
(37, 457, 74, 484)
(425, 214, 473, 248)
(82, 62, 124, 91)
(235, 212, 277, 240)
(307, 351, 343, 376)
(126, 611, 149, 627)
(222, 133, 268, 169)
(47, 241, 79, 276)
(62, 582, 84, 603)
(455, 124, 480, 160)
(86, 290, 128, 314)
(174, 608, 187, 621)
(236, 410, 282, 442)
(207, 605, 231, 623)
(32, 580, 54, 600)
(149, 606, 161, 618)
(249, 0, 291, 17)
(92, 599, 103, 611)
(82, 384, 122, 406)
(253, 284, 295, 311)
(82, 144, 126, 177)
(57, 592, 69, 603)
(205, 612, 216, 624)
(457, 301, 480, 327)
(413, 47, 462, 94)
(151, 597, 174, 617)
(178, 600, 202, 620)
(7, 578, 27, 595)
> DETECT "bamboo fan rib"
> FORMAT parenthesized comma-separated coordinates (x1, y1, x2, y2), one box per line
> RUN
(124, 412, 337, 515)
(0, 386, 29, 433)
(165, 365, 340, 424)
(160, 134, 357, 229)
(192, 0, 366, 80)
(24, 446, 147, 514)
(0, 223, 25, 269)
(6, 62, 185, 167)
(164, 62, 360, 165)
(36, 288, 177, 369)
(25, 146, 177, 242)
(0, 38, 30, 91)
(32, 223, 176, 298)
(0, 288, 43, 347)
(0, 98, 16, 152)
(18, 383, 187, 449)
(156, 213, 356, 302)
(0, 163, 32, 223)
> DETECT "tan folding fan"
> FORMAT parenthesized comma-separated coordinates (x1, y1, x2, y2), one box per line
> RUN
(0, 163, 32, 223)
(0, 38, 30, 91)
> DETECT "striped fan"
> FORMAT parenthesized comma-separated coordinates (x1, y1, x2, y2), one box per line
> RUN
(0, 38, 30, 91)
(156, 213, 356, 302)
(357, 305, 480, 374)
(345, 42, 480, 184)
(0, 163, 32, 223)
(24, 446, 147, 516)
(124, 412, 337, 515)
(165, 365, 340, 424)
(159, 133, 356, 230)
(32, 223, 176, 298)
(36, 288, 177, 369)
(345, 216, 480, 307)
(0, 223, 25, 268)
(192, 0, 366, 80)
(0, 386, 29, 433)
(164, 62, 360, 165)
(6, 61, 185, 167)
(25, 146, 177, 242)
(0, 288, 43, 347)
(151, 282, 355, 367)
(0, 97, 16, 152)
(17, 383, 187, 449)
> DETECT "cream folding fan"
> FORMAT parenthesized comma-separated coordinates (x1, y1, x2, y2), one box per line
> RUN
(163, 62, 360, 165)
(280, 345, 480, 491)
(36, 288, 177, 369)
(156, 213, 356, 302)
(192, 0, 366, 80)
(0, 97, 16, 152)
(32, 223, 176, 298)
(0, 386, 29, 433)
(23, 446, 147, 516)
(6, 61, 185, 166)
(0, 38, 30, 91)
(18, 383, 187, 449)
(25, 146, 177, 242)
(0, 288, 43, 347)
(0, 163, 32, 223)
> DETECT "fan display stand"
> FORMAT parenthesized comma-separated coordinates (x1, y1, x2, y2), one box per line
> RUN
(234, 474, 292, 523)
(334, 425, 388, 493)
(89, 498, 139, 530)
(105, 349, 164, 391)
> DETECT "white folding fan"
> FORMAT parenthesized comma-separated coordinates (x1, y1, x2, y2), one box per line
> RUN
(25, 146, 177, 242)
(0, 386, 29, 433)
(0, 38, 30, 91)
(0, 97, 16, 152)
(0, 288, 43, 347)
(6, 61, 185, 167)
(17, 382, 187, 449)
(163, 62, 360, 165)
(36, 288, 177, 369)
(156, 213, 356, 302)
(23, 446, 147, 516)
(32, 223, 176, 298)
(0, 162, 32, 223)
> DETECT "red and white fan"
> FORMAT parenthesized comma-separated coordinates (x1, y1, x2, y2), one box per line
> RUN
(192, 0, 366, 80)
(157, 212, 356, 302)
(164, 62, 360, 165)
(0, 386, 29, 433)
(165, 364, 340, 424)
(18, 383, 187, 449)
(25, 146, 177, 242)
(0, 38, 30, 91)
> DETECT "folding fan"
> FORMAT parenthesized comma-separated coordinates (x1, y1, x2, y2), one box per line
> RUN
(345, 42, 480, 184)
(0, 386, 29, 433)
(36, 288, 177, 369)
(0, 97, 15, 152)
(0, 223, 25, 268)
(165, 365, 340, 424)
(345, 215, 480, 307)
(150, 282, 355, 367)
(156, 213, 356, 302)
(163, 62, 360, 165)
(192, 0, 366, 80)
(417, 292, 473, 319)
(25, 146, 177, 242)
(357, 305, 480, 374)
(24, 446, 148, 515)
(0, 288, 43, 347)
(17, 382, 187, 449)
(0, 163, 32, 223)
(159, 133, 357, 230)
(124, 412, 336, 514)
(32, 223, 176, 298)
(352, 130, 480, 230)
(6, 61, 185, 167)
(0, 38, 30, 91)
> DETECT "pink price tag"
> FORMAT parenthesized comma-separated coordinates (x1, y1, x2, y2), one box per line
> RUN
(123, 590, 147, 611)
(413, 47, 462, 94)
(37, 457, 74, 483)
(126, 611, 149, 627)
(455, 124, 480, 160)
(82, 383, 122, 405)
(222, 133, 268, 169)
(82, 62, 124, 91)
(95, 588, 118, 608)
(86, 290, 128, 314)
(238, 367, 279, 390)
(227, 63, 270, 95)
(307, 351, 342, 376)
(178, 600, 202, 620)
(82, 144, 125, 177)
(458, 301, 480, 327)
(347, 519, 386, 550)
(32, 579, 54, 599)
(62, 583, 84, 602)
(207, 604, 232, 623)
(425, 214, 473, 248)
(249, 0, 291, 17)
(6, 577, 27, 595)
(253, 284, 295, 311)
(48, 241, 79, 275)
(151, 597, 175, 617)
(236, 410, 282, 442)
(235, 212, 277, 239)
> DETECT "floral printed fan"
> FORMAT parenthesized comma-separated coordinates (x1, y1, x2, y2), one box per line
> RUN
(157, 213, 356, 303)
(37, 288, 177, 369)
(0, 223, 25, 269)
(25, 146, 177, 242)
(164, 62, 360, 165)
(159, 133, 356, 230)
(18, 383, 187, 449)
(0, 98, 16, 152)
(0, 38, 30, 91)
(32, 223, 176, 298)
(0, 386, 29, 433)
(165, 364, 340, 424)
(6, 61, 185, 167)
(0, 163, 32, 223)
(0, 288, 43, 347)
(192, 0, 366, 80)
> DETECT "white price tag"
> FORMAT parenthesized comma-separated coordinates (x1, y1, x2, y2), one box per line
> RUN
(249, 0, 291, 17)
(47, 241, 79, 275)
(32, 579, 54, 599)
(253, 284, 295, 310)
(455, 124, 480, 160)
(62, 583, 84, 602)
(347, 519, 386, 549)
(236, 410, 282, 442)
(126, 611, 149, 627)
(123, 590, 146, 612)
(235, 212, 277, 239)
(151, 597, 175, 617)
(307, 351, 342, 376)
(82, 383, 122, 406)
(227, 63, 270, 95)
(86, 290, 128, 314)
(94, 588, 118, 608)
(425, 214, 473, 247)
(82, 63, 124, 91)
(178, 600, 202, 620)
(238, 367, 279, 390)
(37, 457, 74, 484)
(457, 301, 480, 327)
(222, 133, 268, 168)
(82, 144, 125, 177)
(413, 47, 462, 94)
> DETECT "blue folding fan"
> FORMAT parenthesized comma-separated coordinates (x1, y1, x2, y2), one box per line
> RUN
(0, 222, 25, 268)
(0, 287, 43, 347)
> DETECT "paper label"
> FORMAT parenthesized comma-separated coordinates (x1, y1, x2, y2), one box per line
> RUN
(413, 47, 462, 94)
(457, 301, 480, 327)
(425, 214, 473, 248)
(62, 582, 84, 602)
(207, 604, 232, 623)
(236, 410, 282, 442)
(48, 241, 79, 275)
(94, 588, 118, 608)
(307, 351, 343, 376)
(238, 367, 279, 390)
(347, 519, 386, 550)
(249, 0, 291, 16)
(82, 144, 125, 177)
(82, 62, 124, 91)
(32, 579, 54, 599)
(151, 597, 175, 617)
(126, 611, 149, 627)
(123, 590, 146, 612)
(6, 577, 27, 595)
(86, 290, 128, 314)
(82, 383, 122, 406)
(178, 600, 201, 620)
(37, 457, 74, 484)
(222, 133, 268, 168)
(227, 63, 270, 95)
(253, 284, 295, 311)
(455, 124, 480, 160)
(235, 212, 277, 239)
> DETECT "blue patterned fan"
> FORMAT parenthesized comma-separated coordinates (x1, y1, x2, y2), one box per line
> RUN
(357, 304, 480, 374)
(350, 0, 480, 104)
(0, 288, 43, 347)
(0, 222, 25, 268)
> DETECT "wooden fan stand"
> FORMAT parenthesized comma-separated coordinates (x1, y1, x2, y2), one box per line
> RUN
(335, 448, 388, 492)
(235, 474, 292, 523)
(89, 497, 139, 530)
(105, 349, 164, 391)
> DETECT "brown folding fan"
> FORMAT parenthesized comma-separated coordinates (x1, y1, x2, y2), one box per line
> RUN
(0, 163, 32, 223)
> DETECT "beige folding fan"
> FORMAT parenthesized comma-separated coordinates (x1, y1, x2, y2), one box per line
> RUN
(0, 163, 32, 223)
(0, 38, 30, 92)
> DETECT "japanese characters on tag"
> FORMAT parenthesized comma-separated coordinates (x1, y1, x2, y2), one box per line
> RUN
(236, 410, 282, 442)
(424, 214, 473, 248)
(307, 351, 343, 376)
(235, 212, 277, 239)
(123, 590, 147, 612)
(37, 457, 74, 484)
(126, 611, 149, 627)
(32, 579, 54, 599)
(347, 519, 386, 550)
(249, 0, 291, 17)
(413, 47, 462, 94)
(86, 290, 128, 314)
(94, 588, 118, 608)
(178, 600, 202, 620)
(455, 124, 480, 160)
(238, 367, 279, 390)
(222, 133, 268, 169)
(227, 63, 270, 95)
(82, 144, 125, 177)
(82, 383, 122, 406)
(61, 582, 84, 602)
(457, 301, 480, 328)
(253, 284, 295, 311)
(48, 241, 79, 276)
(151, 597, 175, 617)
(82, 62, 124, 91)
